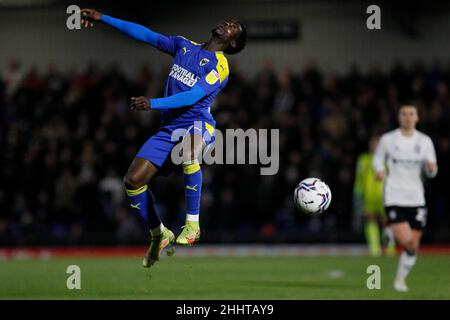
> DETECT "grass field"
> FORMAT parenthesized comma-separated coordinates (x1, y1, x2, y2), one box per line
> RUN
(1, 255, 449, 299)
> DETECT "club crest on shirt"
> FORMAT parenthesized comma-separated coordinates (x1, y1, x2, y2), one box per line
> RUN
(414, 144, 421, 154)
(199, 58, 210, 66)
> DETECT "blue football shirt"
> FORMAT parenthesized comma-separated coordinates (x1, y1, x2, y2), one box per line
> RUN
(156, 35, 230, 126)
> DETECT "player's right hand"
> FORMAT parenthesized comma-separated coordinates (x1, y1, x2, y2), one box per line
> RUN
(375, 171, 385, 181)
(425, 161, 437, 176)
(130, 97, 150, 111)
(80, 9, 102, 28)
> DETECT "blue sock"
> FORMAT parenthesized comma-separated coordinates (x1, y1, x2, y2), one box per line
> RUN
(182, 160, 202, 217)
(126, 185, 161, 229)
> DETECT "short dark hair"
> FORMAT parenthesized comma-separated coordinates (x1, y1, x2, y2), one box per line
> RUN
(224, 22, 247, 55)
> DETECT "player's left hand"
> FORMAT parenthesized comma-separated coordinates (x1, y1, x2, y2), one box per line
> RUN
(130, 96, 150, 111)
(375, 170, 385, 181)
(425, 161, 437, 175)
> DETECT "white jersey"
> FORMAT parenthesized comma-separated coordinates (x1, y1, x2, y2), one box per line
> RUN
(372, 129, 437, 207)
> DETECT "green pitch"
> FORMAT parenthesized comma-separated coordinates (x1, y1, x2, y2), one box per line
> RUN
(1, 255, 449, 299)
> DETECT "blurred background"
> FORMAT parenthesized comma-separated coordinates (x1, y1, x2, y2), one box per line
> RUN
(0, 0, 449, 247)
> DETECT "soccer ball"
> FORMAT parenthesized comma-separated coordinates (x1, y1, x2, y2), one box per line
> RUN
(294, 178, 332, 214)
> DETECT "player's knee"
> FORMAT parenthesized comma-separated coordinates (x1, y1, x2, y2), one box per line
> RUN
(182, 149, 197, 163)
(394, 234, 408, 248)
(123, 172, 145, 190)
(408, 239, 419, 252)
(405, 246, 417, 256)
(401, 238, 416, 252)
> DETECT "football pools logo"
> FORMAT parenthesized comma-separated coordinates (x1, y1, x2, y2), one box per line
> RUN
(169, 64, 199, 87)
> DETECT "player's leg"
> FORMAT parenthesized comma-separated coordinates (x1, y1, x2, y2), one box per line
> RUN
(391, 221, 418, 292)
(176, 132, 205, 245)
(364, 213, 382, 257)
(124, 157, 175, 267)
(126, 127, 183, 267)
(392, 205, 427, 291)
(124, 157, 162, 232)
(376, 200, 396, 256)
(410, 229, 423, 250)
(380, 214, 396, 257)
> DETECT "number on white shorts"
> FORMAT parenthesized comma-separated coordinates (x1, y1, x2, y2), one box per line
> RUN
(415, 208, 427, 225)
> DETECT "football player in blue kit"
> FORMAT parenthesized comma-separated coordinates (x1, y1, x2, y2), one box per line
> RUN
(80, 9, 246, 267)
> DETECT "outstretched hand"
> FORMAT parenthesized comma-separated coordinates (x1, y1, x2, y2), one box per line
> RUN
(80, 8, 102, 28)
(130, 97, 150, 111)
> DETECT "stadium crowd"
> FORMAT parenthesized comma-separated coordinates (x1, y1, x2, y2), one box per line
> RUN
(1, 58, 449, 245)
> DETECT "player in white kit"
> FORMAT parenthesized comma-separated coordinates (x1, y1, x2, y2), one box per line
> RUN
(372, 104, 438, 292)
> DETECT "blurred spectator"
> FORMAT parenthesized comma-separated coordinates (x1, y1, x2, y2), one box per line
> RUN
(1, 60, 449, 245)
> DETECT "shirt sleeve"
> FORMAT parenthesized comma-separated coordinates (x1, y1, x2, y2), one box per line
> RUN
(150, 84, 206, 109)
(424, 137, 437, 163)
(372, 135, 387, 173)
(156, 35, 181, 56)
(353, 155, 364, 196)
(100, 14, 179, 56)
(424, 137, 438, 178)
(100, 14, 159, 46)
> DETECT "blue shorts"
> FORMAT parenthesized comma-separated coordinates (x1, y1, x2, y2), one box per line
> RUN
(136, 121, 215, 176)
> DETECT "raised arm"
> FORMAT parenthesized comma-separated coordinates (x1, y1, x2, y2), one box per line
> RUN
(80, 9, 176, 54)
(100, 14, 159, 46)
(424, 137, 438, 178)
